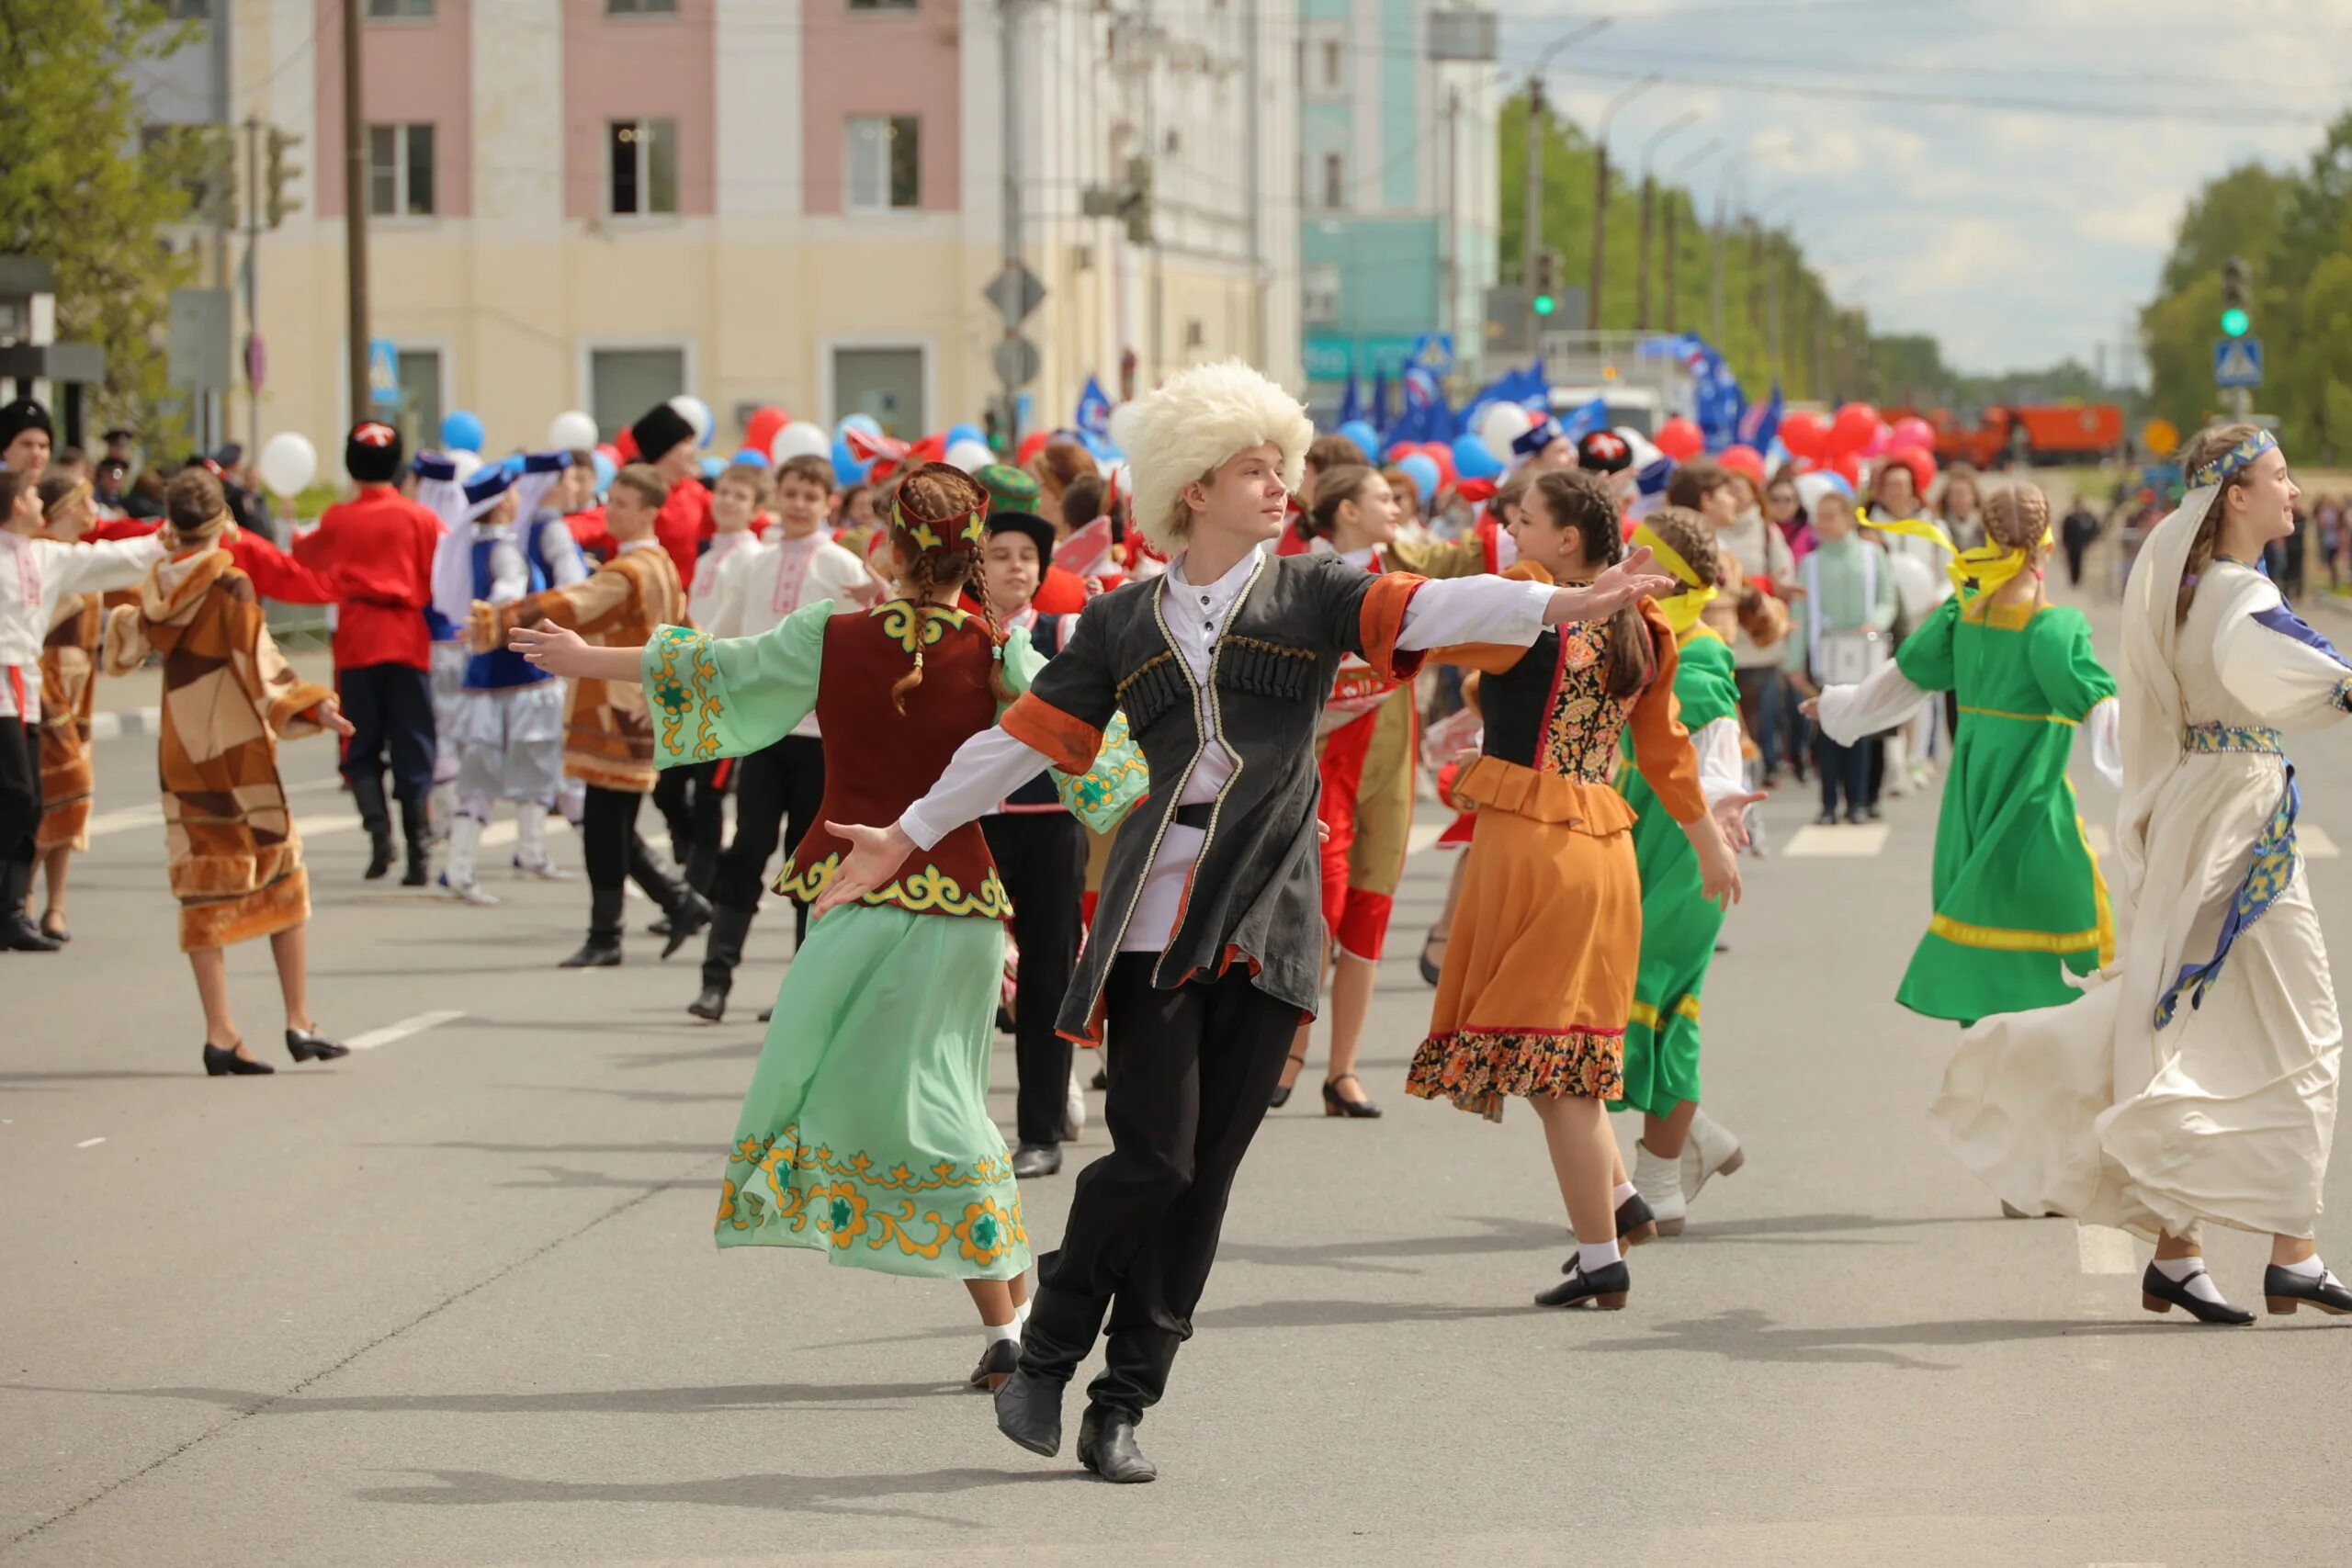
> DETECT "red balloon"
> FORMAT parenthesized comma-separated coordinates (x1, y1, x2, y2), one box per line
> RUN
(1385, 441, 1419, 463)
(1827, 451, 1862, 488)
(594, 441, 621, 467)
(611, 429, 638, 462)
(1830, 402, 1881, 455)
(1015, 430, 1052, 467)
(1780, 410, 1830, 459)
(1884, 443, 1938, 493)
(1720, 445, 1766, 481)
(1654, 417, 1705, 461)
(1419, 442, 1457, 486)
(1890, 415, 1936, 452)
(743, 406, 790, 456)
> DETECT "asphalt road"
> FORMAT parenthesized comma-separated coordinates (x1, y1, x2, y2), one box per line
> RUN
(6, 560, 2349, 1567)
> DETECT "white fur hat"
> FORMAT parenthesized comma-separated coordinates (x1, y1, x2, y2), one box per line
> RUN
(1111, 360, 1314, 556)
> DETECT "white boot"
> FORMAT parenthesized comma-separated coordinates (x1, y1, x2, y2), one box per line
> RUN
(513, 804, 568, 880)
(1063, 1061, 1088, 1142)
(442, 815, 499, 906)
(1883, 732, 1911, 796)
(1634, 1139, 1689, 1236)
(1680, 1109, 1746, 1205)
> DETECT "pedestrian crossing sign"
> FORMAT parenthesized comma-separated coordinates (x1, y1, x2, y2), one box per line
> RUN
(2214, 337, 2264, 389)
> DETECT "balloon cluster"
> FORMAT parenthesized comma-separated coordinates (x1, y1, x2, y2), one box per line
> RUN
(1774, 401, 1938, 491)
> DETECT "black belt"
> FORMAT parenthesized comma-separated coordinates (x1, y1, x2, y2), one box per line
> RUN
(1173, 801, 1216, 829)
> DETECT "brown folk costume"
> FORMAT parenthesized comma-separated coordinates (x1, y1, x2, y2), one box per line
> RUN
(36, 593, 102, 852)
(102, 548, 336, 951)
(481, 543, 685, 794)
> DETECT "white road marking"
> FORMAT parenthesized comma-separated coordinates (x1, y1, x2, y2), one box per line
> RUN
(1783, 823, 1890, 858)
(345, 1010, 466, 1052)
(2085, 823, 2112, 856)
(297, 815, 362, 839)
(85, 778, 345, 839)
(2085, 821, 2332, 859)
(1406, 822, 1448, 858)
(2076, 1225, 2139, 1275)
(75, 1136, 107, 1150)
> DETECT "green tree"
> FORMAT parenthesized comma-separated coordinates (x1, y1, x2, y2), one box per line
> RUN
(0, 0, 215, 442)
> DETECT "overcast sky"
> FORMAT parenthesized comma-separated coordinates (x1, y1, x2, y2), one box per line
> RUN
(1503, 0, 2341, 378)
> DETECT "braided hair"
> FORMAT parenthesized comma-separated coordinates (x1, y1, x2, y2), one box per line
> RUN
(885, 465, 1012, 715)
(2174, 423, 2263, 624)
(1532, 468, 1653, 699)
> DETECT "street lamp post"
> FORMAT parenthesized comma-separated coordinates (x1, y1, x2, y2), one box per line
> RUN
(1589, 72, 1661, 333)
(1635, 110, 1700, 331)
(1522, 17, 1611, 338)
(1659, 136, 1723, 334)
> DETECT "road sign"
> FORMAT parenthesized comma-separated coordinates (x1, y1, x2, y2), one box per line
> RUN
(983, 263, 1046, 326)
(1408, 333, 1455, 376)
(2214, 337, 2264, 389)
(991, 334, 1041, 389)
(367, 339, 401, 407)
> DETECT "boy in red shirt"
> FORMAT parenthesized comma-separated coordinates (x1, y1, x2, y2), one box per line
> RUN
(628, 402, 713, 591)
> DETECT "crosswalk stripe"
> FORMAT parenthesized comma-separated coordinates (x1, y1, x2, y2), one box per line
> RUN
(1406, 822, 1448, 858)
(85, 777, 345, 839)
(346, 1010, 466, 1052)
(2086, 821, 2333, 860)
(1783, 823, 1890, 858)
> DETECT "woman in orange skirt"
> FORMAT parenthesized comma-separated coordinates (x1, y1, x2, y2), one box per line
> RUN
(1407, 469, 1747, 1311)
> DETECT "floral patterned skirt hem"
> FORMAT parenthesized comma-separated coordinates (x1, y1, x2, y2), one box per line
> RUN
(715, 1125, 1030, 1280)
(1406, 1027, 1625, 1123)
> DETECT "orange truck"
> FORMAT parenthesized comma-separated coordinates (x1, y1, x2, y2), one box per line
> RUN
(1891, 405, 2125, 468)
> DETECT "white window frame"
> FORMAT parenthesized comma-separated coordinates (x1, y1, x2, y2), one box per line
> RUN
(842, 114, 921, 215)
(367, 121, 437, 220)
(1303, 263, 1341, 325)
(606, 117, 680, 219)
(578, 336, 700, 437)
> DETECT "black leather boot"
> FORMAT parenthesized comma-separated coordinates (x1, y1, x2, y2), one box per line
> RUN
(351, 773, 394, 880)
(1075, 1405, 1157, 1483)
(992, 1366, 1067, 1457)
(560, 889, 625, 968)
(1, 861, 61, 952)
(398, 797, 432, 886)
(689, 904, 755, 1021)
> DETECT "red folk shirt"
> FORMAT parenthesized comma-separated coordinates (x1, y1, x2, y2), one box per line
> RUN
(653, 478, 713, 591)
(85, 517, 342, 604)
(1031, 564, 1091, 615)
(292, 484, 443, 670)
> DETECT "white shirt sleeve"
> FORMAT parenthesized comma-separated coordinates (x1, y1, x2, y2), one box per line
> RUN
(485, 538, 529, 604)
(898, 727, 1057, 850)
(537, 518, 589, 589)
(1395, 575, 1555, 652)
(2083, 695, 2122, 792)
(1694, 716, 1747, 809)
(1814, 658, 1928, 746)
(43, 533, 165, 600)
(809, 541, 876, 604)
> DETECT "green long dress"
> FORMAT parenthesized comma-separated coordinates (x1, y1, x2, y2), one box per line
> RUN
(1890, 594, 2117, 1024)
(1615, 626, 1743, 1119)
(643, 602, 1035, 1281)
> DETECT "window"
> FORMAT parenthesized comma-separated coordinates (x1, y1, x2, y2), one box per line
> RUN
(1321, 152, 1344, 210)
(367, 122, 436, 216)
(848, 0, 917, 9)
(590, 348, 688, 440)
(1321, 39, 1342, 89)
(605, 0, 677, 13)
(1303, 264, 1340, 325)
(607, 118, 678, 216)
(394, 348, 443, 449)
(366, 0, 434, 17)
(844, 116, 920, 212)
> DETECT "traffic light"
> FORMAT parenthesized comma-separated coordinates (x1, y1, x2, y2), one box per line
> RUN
(1532, 250, 1560, 317)
(2221, 255, 2251, 338)
(266, 127, 303, 229)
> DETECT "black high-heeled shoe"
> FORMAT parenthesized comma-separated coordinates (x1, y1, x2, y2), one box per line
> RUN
(2264, 1262, 2352, 1317)
(2140, 1260, 2254, 1325)
(1268, 1049, 1308, 1110)
(1418, 932, 1446, 987)
(202, 1043, 274, 1077)
(1536, 1258, 1631, 1310)
(1322, 1075, 1382, 1119)
(286, 1027, 351, 1064)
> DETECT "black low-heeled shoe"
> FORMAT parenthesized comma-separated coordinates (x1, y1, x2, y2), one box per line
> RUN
(1616, 1190, 1657, 1248)
(1268, 1049, 1308, 1110)
(286, 1027, 350, 1064)
(1418, 934, 1445, 987)
(2264, 1262, 2352, 1317)
(202, 1043, 274, 1077)
(1536, 1258, 1631, 1310)
(2140, 1260, 2254, 1325)
(968, 1337, 1019, 1393)
(1321, 1075, 1382, 1119)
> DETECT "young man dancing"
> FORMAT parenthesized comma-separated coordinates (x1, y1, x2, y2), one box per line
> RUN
(819, 360, 1668, 1483)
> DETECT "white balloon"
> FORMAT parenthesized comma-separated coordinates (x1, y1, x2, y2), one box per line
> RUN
(944, 438, 996, 475)
(450, 450, 484, 483)
(768, 421, 831, 463)
(548, 410, 599, 450)
(256, 432, 317, 497)
(1480, 402, 1535, 463)
(668, 394, 714, 446)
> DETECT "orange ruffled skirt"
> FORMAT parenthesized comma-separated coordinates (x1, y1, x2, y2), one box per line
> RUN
(1406, 758, 1643, 1122)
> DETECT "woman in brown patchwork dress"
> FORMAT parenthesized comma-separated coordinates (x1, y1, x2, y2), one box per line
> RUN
(33, 475, 102, 942)
(103, 469, 356, 1077)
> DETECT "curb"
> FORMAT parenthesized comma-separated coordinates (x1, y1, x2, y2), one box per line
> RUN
(90, 709, 161, 743)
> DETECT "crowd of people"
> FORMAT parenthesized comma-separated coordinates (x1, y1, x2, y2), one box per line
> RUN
(7, 371, 2349, 1487)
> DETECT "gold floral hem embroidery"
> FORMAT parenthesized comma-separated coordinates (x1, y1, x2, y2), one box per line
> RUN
(717, 1125, 1028, 1268)
(774, 852, 1012, 919)
(1406, 1026, 1625, 1122)
(649, 626, 723, 762)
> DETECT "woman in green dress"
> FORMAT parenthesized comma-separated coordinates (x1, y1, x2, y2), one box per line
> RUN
(1809, 486, 2121, 1026)
(511, 464, 1049, 1392)
(1614, 508, 1765, 1234)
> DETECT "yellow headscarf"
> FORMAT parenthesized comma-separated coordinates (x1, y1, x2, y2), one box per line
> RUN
(1860, 513, 2050, 601)
(1630, 521, 1716, 638)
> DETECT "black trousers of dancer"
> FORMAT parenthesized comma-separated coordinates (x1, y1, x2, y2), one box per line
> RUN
(710, 734, 826, 943)
(981, 810, 1088, 1147)
(580, 784, 690, 910)
(336, 662, 435, 802)
(0, 715, 40, 904)
(1816, 733, 1876, 819)
(653, 760, 727, 895)
(1021, 953, 1297, 1423)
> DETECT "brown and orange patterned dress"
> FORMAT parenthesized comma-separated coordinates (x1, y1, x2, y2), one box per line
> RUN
(36, 592, 102, 852)
(1406, 563, 1706, 1122)
(102, 547, 337, 952)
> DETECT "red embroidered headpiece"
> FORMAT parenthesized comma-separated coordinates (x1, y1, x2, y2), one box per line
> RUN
(888, 462, 990, 567)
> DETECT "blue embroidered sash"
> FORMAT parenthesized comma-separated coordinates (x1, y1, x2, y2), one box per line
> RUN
(2154, 723, 2295, 1030)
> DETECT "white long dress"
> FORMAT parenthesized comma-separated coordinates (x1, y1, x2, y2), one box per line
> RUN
(1929, 553, 2350, 1241)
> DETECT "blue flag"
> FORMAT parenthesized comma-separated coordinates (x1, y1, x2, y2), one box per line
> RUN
(1075, 376, 1114, 440)
(1369, 367, 1392, 434)
(1736, 383, 1783, 454)
(1382, 367, 1454, 447)
(1558, 395, 1611, 444)
(1336, 371, 1364, 431)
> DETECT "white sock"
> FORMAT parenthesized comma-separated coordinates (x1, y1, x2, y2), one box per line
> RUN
(1013, 1296, 1032, 1331)
(447, 814, 484, 886)
(2154, 1254, 2226, 1304)
(984, 1320, 1019, 1346)
(2278, 1254, 2326, 1280)
(1577, 1239, 1622, 1275)
(1611, 1182, 1638, 1208)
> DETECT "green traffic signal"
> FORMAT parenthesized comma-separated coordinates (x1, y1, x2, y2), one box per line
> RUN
(1532, 293, 1557, 317)
(2221, 306, 2251, 338)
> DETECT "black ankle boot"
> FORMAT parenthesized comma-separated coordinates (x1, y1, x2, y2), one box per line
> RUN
(560, 889, 626, 968)
(688, 904, 755, 1021)
(1075, 1404, 1157, 1483)
(398, 798, 432, 886)
(351, 773, 394, 880)
(992, 1366, 1067, 1457)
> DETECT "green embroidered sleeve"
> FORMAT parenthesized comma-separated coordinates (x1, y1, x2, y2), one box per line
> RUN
(1001, 624, 1149, 833)
(644, 599, 831, 766)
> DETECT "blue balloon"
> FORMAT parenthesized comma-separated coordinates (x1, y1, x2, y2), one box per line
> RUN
(440, 410, 485, 455)
(500, 451, 527, 476)
(946, 423, 988, 447)
(699, 455, 726, 480)
(831, 436, 873, 487)
(729, 448, 772, 468)
(590, 451, 616, 492)
(1451, 432, 1504, 480)
(1338, 421, 1381, 463)
(1395, 452, 1442, 507)
(838, 413, 882, 439)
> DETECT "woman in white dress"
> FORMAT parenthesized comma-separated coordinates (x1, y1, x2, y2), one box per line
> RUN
(1930, 423, 2352, 1325)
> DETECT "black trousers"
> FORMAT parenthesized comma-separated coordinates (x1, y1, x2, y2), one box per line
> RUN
(338, 662, 435, 804)
(652, 760, 726, 894)
(579, 783, 690, 908)
(1023, 953, 1298, 1422)
(0, 715, 40, 882)
(711, 734, 827, 942)
(982, 811, 1088, 1146)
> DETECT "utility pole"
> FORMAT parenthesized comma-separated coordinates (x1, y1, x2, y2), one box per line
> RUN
(998, 0, 1025, 446)
(1634, 111, 1697, 332)
(1589, 73, 1659, 336)
(1522, 20, 1609, 343)
(342, 0, 370, 426)
(243, 116, 263, 463)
